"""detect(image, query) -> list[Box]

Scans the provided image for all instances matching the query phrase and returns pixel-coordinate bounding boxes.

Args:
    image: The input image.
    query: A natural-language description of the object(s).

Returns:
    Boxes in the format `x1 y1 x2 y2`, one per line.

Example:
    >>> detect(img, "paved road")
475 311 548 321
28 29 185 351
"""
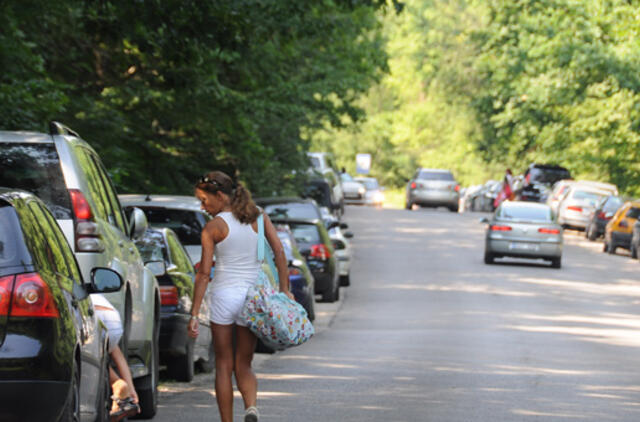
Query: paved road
155 205 640 421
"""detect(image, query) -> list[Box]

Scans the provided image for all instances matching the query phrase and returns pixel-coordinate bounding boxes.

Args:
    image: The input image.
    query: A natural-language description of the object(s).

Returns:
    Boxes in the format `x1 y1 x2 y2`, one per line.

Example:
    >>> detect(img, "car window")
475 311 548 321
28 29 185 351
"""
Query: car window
166 231 194 272
571 190 605 205
417 171 454 181
26 201 68 276
340 173 354 182
357 179 379 189
309 156 321 170
626 207 640 220
37 202 83 283
289 224 321 245
499 205 552 222
604 197 623 212
134 230 167 264
0 204 33 272
75 147 109 221
134 207 207 246
93 157 127 233
265 203 321 220
529 167 571 185
0 143 73 219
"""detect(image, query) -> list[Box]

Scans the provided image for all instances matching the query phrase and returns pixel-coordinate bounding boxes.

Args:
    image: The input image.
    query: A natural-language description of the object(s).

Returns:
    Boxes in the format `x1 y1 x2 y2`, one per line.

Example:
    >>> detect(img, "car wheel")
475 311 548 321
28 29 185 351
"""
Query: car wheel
484 251 494 265
405 200 413 210
60 361 80 422
334 284 340 301
339 273 350 287
322 282 336 303
632 243 638 259
449 205 459 213
167 338 195 382
608 241 617 255
603 241 609 253
587 224 598 241
196 340 215 374
134 310 159 419
305 296 316 322
550 257 562 269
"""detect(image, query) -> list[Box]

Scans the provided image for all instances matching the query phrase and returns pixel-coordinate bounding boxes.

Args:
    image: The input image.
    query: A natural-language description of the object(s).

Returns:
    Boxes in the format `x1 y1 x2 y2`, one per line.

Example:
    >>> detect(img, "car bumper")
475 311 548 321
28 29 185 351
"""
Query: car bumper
560 212 590 229
486 238 562 258
410 190 459 207
0 380 69 421
159 312 190 357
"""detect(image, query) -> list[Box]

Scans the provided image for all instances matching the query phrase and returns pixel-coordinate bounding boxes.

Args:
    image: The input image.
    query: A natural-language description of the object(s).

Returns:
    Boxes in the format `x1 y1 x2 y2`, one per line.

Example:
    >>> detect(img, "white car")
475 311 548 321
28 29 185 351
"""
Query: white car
354 176 385 206
319 207 353 286
340 173 366 204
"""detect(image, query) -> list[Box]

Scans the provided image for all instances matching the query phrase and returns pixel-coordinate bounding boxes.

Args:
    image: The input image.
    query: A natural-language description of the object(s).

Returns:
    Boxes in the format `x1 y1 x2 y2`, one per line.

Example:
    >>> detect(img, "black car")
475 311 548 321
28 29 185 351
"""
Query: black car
271 218 339 303
585 195 624 241
257 197 344 233
520 164 571 203
133 228 214 382
0 189 123 421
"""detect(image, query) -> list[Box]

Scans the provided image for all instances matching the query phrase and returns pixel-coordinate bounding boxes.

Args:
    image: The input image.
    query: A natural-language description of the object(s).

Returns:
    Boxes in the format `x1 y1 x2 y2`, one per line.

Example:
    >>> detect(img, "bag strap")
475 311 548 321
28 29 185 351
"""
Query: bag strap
257 213 265 263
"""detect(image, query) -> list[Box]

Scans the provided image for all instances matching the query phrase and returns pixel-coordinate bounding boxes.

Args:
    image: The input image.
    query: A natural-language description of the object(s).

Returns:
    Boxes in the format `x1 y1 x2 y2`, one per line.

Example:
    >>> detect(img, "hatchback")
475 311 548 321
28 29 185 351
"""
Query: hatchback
0 189 123 422
0 123 160 417
556 184 612 230
405 168 460 212
604 201 640 254
585 195 624 241
483 201 563 268
133 228 214 382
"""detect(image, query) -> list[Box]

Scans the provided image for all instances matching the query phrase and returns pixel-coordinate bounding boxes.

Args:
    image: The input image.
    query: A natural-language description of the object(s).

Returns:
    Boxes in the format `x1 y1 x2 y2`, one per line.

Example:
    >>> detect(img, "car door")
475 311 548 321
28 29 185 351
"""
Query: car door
28 200 102 418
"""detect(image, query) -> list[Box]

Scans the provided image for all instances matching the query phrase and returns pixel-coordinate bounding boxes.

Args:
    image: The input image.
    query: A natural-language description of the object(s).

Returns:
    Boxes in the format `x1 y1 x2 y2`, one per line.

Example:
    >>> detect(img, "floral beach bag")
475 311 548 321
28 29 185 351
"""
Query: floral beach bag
241 214 314 351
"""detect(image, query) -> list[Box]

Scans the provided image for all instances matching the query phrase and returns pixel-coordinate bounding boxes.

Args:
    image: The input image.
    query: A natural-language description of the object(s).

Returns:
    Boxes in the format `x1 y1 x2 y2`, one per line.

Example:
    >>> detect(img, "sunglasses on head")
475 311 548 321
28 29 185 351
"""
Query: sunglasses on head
199 176 220 187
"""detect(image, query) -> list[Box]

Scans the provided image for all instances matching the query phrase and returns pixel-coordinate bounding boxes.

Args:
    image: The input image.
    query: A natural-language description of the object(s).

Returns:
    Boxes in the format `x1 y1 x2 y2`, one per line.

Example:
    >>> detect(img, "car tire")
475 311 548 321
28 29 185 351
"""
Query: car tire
334 284 340 301
632 243 638 259
587 224 598 241
449 205 459 213
339 273 350 287
322 282 336 303
196 340 215 374
305 296 316 322
550 257 562 269
60 361 80 422
603 241 609 253
405 200 413 210
608 241 617 255
133 311 159 419
484 251 494 265
167 338 195 382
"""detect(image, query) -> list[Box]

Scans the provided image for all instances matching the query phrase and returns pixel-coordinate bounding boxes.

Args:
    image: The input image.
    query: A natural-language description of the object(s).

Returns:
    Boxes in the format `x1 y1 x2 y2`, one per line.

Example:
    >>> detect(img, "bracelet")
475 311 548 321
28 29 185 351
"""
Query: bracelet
189 315 198 322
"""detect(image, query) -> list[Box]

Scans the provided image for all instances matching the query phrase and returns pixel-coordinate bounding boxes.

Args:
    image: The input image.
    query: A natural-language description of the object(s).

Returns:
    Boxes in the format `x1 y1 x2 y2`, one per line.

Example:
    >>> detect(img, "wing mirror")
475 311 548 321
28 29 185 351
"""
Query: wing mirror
129 207 148 239
479 217 490 224
145 260 166 277
340 222 349 229
88 268 123 293
344 231 354 239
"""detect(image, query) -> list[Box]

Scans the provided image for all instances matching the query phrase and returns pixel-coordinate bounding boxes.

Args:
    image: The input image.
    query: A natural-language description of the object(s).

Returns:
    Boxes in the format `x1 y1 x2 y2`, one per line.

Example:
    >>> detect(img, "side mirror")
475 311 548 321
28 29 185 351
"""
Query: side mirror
166 263 179 273
340 222 349 229
145 260 166 277
479 217 489 224
328 221 340 230
129 207 148 239
344 231 354 239
89 268 123 293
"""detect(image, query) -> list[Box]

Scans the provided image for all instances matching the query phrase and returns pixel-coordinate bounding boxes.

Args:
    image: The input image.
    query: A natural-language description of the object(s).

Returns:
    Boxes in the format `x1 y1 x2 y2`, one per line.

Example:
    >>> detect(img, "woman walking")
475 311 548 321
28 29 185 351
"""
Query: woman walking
188 171 292 422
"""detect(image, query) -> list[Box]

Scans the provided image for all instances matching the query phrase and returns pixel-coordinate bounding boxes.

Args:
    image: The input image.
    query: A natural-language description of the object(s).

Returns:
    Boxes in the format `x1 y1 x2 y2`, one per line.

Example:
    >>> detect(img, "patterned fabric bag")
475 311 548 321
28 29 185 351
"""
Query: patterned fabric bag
241 214 314 350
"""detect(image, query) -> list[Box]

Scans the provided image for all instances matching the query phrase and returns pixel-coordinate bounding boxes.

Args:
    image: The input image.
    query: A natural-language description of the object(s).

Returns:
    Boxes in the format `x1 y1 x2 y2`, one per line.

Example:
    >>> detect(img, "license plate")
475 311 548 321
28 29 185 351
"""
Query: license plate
509 242 539 251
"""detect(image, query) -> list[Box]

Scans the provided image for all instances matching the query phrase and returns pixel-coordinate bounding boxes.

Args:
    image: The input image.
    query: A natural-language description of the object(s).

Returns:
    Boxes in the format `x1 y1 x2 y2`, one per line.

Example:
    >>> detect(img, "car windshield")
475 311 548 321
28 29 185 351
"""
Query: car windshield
309 156 321 170
357 179 379 190
499 205 552 222
340 173 354 182
529 167 571 185
603 197 623 212
264 203 320 220
133 207 207 246
626 207 640 219
288 224 321 246
572 190 605 205
0 143 72 219
417 171 454 181
0 205 33 272
134 230 167 264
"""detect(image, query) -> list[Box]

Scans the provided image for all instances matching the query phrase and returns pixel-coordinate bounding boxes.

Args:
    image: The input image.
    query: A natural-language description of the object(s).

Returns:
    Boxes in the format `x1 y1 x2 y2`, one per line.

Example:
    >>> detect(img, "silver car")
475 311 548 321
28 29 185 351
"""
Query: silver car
556 183 616 230
483 201 563 268
406 168 460 212
354 176 385 206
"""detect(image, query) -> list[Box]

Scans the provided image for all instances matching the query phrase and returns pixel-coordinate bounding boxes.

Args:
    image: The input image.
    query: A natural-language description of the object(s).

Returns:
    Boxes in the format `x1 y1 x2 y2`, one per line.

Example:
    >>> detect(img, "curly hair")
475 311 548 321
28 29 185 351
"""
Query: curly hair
194 171 261 224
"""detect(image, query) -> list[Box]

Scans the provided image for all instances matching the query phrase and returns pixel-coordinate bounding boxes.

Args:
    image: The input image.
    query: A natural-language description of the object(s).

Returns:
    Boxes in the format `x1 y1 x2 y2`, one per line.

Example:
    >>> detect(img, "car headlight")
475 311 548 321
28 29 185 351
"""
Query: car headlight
358 187 365 194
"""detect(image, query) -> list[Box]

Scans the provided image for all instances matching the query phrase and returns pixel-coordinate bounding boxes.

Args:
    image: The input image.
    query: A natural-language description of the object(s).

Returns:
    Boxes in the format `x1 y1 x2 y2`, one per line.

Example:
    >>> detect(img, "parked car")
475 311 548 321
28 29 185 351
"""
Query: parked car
556 184 613 230
307 152 344 216
470 181 501 212
585 195 624 241
631 220 640 259
271 217 340 302
304 172 343 218
519 164 571 203
275 225 316 321
340 173 366 205
354 176 385 206
0 188 124 421
547 179 575 215
405 168 460 212
118 194 211 266
318 207 354 286
482 201 563 268
133 228 214 382
256 197 323 221
0 123 161 417
603 201 640 254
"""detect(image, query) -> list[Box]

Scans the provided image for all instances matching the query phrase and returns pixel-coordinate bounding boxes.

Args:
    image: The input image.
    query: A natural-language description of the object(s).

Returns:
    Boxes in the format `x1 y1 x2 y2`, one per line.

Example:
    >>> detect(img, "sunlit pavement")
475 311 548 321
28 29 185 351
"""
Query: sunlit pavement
155 206 640 421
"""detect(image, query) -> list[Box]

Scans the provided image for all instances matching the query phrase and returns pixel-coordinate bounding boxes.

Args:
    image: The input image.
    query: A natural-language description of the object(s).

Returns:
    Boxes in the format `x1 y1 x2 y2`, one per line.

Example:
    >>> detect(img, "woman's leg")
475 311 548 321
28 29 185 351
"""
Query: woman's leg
234 325 258 409
211 323 235 422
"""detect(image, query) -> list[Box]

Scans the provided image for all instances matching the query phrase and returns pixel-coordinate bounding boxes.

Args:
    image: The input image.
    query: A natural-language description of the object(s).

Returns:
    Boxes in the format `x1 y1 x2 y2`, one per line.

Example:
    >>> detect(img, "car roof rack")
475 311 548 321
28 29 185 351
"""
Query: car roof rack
49 121 80 138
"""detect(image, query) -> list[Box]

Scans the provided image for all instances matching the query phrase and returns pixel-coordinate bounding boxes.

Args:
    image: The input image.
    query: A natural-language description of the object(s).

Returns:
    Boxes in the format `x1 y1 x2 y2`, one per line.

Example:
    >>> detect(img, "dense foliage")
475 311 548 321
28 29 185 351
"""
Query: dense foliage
312 0 640 196
0 0 392 195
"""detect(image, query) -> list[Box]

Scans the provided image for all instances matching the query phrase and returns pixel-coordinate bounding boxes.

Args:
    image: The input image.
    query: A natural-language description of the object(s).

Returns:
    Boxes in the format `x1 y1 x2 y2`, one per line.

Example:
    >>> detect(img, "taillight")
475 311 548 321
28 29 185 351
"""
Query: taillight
490 225 512 231
160 286 178 306
289 267 301 276
0 275 14 316
567 205 583 212
454 185 460 192
69 189 104 253
10 273 59 318
310 244 331 260
538 228 560 234
410 182 417 189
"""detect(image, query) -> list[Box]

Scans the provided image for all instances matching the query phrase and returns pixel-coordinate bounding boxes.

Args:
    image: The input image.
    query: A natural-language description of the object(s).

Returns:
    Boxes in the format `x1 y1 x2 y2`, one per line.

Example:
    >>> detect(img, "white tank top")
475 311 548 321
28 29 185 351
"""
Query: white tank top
211 211 260 291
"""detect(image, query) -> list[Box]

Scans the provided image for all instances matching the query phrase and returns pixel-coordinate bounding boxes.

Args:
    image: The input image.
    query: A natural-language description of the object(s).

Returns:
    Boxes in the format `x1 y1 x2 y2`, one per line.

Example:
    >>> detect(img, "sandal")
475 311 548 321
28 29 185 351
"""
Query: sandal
244 406 259 422
110 397 140 422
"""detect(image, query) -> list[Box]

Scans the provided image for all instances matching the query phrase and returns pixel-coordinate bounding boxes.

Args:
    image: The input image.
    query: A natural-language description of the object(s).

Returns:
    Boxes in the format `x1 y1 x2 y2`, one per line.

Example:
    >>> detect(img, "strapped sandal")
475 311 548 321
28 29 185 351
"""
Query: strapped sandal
110 396 140 422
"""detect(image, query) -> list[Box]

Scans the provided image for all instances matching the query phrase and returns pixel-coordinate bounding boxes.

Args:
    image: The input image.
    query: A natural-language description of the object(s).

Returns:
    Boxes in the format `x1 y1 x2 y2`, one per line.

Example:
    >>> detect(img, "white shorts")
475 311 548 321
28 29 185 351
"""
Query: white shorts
207 286 250 326
91 294 123 353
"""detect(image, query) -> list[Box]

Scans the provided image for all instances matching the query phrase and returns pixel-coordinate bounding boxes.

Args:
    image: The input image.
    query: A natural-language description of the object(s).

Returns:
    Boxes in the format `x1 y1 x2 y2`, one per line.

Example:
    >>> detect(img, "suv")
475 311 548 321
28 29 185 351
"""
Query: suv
405 168 460 212
520 164 571 203
0 122 161 417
